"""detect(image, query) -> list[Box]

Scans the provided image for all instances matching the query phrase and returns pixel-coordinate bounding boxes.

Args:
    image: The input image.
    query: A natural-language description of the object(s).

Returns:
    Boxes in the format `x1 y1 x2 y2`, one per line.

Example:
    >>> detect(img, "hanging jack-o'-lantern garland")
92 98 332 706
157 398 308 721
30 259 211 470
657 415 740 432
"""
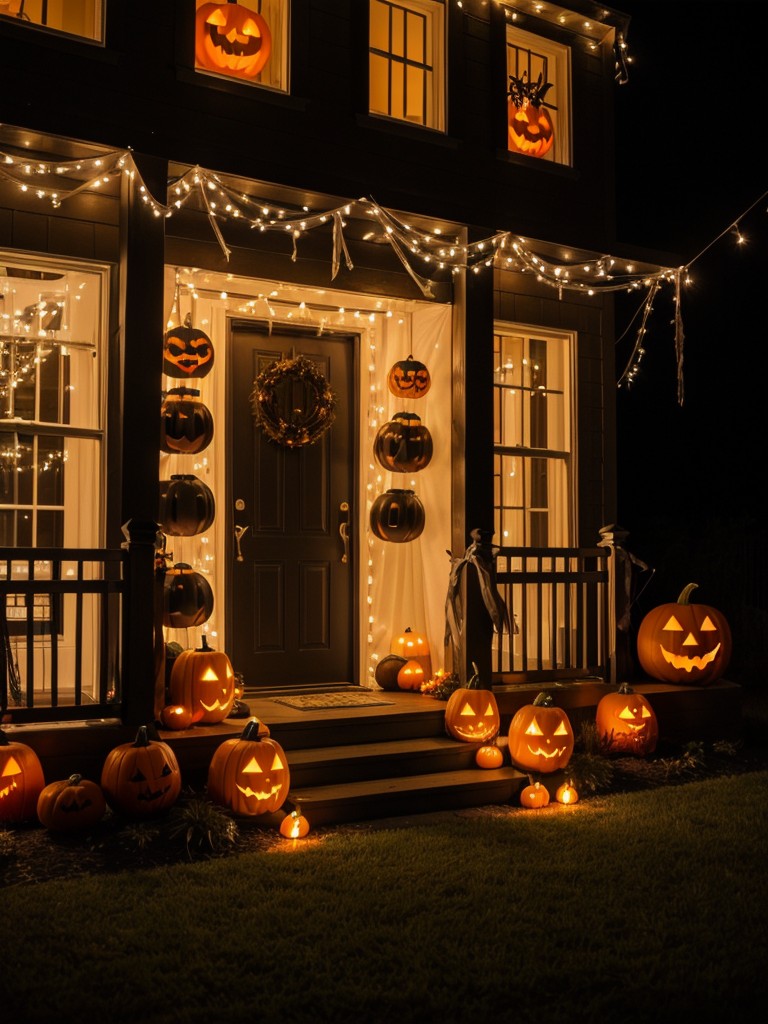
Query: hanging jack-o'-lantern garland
507 72 556 159
251 354 336 447
387 354 431 399
163 313 215 379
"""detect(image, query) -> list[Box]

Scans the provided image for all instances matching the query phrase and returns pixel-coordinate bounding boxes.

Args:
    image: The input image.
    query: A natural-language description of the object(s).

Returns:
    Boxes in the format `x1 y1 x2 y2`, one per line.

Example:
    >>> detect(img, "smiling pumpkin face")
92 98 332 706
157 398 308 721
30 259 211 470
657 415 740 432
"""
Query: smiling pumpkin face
195 1 272 79
596 683 658 756
507 693 574 773
100 727 182 818
207 720 290 816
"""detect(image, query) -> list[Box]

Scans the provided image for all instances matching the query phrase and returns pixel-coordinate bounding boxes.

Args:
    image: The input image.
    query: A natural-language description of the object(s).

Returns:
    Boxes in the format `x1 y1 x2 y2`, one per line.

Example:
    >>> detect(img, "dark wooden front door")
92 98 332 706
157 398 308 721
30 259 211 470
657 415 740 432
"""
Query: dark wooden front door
227 322 357 689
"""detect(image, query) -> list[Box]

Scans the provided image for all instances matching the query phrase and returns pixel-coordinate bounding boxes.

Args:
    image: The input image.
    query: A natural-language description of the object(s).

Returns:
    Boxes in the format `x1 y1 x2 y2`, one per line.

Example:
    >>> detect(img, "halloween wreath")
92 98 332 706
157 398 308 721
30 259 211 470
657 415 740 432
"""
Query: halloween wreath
250 354 336 447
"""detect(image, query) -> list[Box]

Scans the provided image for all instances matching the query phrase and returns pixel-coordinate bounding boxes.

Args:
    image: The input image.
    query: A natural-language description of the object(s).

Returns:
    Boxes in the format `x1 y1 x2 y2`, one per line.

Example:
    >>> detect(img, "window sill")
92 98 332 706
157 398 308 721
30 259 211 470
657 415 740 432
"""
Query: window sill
356 114 459 149
496 148 578 179
176 67 306 111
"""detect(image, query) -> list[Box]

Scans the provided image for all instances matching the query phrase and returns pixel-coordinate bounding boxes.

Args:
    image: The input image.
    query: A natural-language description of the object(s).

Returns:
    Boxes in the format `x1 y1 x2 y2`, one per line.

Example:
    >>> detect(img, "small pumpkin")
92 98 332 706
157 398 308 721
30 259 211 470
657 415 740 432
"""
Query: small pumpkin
391 626 432 679
374 412 433 473
595 682 658 756
476 743 504 769
195 1 272 79
507 692 574 773
279 805 310 839
160 704 196 731
387 354 431 398
37 774 107 831
161 387 214 455
159 474 216 537
555 780 579 805
374 654 408 691
397 659 425 691
168 636 236 724
444 662 501 743
162 315 215 379
100 725 182 818
520 781 550 808
369 488 425 543
636 583 732 686
0 729 46 823
162 562 215 629
207 719 290 817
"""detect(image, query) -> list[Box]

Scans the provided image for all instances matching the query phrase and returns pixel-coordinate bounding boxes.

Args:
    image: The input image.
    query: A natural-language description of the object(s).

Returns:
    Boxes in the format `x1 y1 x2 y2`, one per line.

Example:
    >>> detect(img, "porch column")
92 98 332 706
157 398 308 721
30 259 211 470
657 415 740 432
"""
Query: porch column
121 518 162 727
599 523 646 684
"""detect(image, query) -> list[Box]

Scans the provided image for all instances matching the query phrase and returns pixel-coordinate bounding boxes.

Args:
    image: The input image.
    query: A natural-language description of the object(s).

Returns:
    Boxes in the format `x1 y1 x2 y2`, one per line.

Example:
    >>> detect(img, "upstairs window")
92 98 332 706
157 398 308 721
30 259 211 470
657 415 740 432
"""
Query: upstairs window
0 0 104 41
194 0 288 92
369 0 445 131
506 24 571 165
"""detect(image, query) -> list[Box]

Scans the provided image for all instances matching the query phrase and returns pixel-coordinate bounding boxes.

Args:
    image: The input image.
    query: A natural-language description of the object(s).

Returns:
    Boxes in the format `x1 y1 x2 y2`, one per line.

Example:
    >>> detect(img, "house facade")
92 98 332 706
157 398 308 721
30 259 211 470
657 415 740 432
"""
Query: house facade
0 0 665 723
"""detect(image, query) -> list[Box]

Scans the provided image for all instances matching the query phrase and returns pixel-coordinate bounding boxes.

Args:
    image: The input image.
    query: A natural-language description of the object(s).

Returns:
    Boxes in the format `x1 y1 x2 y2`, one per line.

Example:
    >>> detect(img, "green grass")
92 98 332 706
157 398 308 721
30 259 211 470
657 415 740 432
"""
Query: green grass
3 770 767 1024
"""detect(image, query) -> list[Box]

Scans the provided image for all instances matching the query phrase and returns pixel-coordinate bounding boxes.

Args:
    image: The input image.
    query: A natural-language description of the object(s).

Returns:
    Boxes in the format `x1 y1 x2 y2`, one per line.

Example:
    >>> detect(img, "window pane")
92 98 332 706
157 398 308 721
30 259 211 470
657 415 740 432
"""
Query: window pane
0 0 104 41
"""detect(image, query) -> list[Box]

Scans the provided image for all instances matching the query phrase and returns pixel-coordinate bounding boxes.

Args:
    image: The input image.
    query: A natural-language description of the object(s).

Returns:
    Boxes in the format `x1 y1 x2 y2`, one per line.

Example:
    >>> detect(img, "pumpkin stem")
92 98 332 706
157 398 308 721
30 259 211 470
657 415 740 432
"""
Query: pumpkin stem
677 583 699 605
241 718 264 741
617 681 634 695
532 691 553 707
468 661 481 688
67 773 83 786
199 635 213 652
132 725 152 748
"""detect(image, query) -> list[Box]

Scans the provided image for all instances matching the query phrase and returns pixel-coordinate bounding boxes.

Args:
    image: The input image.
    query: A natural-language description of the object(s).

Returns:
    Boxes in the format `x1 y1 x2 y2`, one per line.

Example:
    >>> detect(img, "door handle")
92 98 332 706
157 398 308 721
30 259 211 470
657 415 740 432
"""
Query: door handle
234 524 249 562
338 501 350 564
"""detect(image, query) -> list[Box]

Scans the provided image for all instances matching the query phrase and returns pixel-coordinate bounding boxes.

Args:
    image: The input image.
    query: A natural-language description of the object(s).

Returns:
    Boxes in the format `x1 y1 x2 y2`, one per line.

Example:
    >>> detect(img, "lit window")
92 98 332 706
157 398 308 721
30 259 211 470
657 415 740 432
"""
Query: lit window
194 0 288 92
506 24 571 165
369 0 445 130
0 0 104 41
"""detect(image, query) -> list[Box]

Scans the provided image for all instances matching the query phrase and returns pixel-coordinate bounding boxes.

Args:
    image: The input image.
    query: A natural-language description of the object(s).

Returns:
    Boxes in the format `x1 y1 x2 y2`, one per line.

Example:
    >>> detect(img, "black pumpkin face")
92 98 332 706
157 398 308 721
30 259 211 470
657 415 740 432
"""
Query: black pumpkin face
162 562 215 629
161 388 214 454
163 324 215 379
374 412 433 473
159 475 216 537
369 489 425 543
387 355 431 398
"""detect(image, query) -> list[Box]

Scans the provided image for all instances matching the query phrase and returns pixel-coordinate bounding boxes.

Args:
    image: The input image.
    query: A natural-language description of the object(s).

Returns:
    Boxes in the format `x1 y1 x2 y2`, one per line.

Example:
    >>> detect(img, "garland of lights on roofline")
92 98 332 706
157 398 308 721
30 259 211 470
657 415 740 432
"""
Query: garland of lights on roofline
0 144 765 406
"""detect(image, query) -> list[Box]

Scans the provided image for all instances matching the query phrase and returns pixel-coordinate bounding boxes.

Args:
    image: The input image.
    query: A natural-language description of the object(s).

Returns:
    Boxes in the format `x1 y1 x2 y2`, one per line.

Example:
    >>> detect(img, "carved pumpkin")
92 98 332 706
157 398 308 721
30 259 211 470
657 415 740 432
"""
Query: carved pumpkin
100 725 182 817
163 317 215 379
476 743 504 769
160 704 196 731
444 664 501 743
161 387 214 455
207 719 290 817
391 626 432 679
595 682 658 756
520 781 550 808
374 412 433 473
397 659 425 691
37 773 107 831
374 653 408 691
555 780 579 805
387 354 431 398
159 474 216 538
279 805 310 839
636 583 732 686
369 489 425 543
168 636 236 724
508 97 555 157
507 692 574 773
195 1 272 80
162 562 215 629
0 729 45 822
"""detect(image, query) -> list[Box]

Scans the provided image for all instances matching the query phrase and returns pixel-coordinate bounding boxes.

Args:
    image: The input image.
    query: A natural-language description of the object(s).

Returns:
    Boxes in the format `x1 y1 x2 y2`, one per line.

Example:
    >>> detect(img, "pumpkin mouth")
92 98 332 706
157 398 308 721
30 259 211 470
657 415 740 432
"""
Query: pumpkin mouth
526 745 568 760
0 779 19 799
137 785 173 803
236 783 283 800
206 26 265 59
659 642 721 673
200 697 231 712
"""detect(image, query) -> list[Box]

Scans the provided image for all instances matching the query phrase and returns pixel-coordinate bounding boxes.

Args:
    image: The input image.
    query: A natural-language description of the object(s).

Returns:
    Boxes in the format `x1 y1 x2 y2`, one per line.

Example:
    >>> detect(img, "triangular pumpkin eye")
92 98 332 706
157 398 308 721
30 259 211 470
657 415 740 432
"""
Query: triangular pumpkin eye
524 716 543 736
206 8 227 27
2 755 22 777
554 720 569 736
270 753 285 771
460 701 477 717
618 705 635 721
641 706 652 718
484 702 496 716
700 615 718 631
243 756 263 774
662 615 683 631
241 17 260 37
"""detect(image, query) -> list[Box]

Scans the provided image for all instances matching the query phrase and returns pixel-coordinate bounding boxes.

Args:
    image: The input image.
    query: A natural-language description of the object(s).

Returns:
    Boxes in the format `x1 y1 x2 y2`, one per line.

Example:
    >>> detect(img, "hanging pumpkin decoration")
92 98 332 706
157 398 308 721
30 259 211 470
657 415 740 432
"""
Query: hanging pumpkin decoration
279 804 310 839
0 729 45 823
369 488 425 543
507 71 556 158
391 626 432 679
374 653 408 691
595 682 658 756
207 719 290 817
100 725 182 817
374 412 433 473
507 692 574 773
163 314 215 379
251 354 336 448
160 704 196 731
520 781 550 809
387 354 431 398
444 662 501 743
36 773 107 831
161 387 214 455
162 562 214 629
636 583 732 686
168 636 236 724
195 1 272 80
475 742 504 769
159 474 216 537
555 780 579 805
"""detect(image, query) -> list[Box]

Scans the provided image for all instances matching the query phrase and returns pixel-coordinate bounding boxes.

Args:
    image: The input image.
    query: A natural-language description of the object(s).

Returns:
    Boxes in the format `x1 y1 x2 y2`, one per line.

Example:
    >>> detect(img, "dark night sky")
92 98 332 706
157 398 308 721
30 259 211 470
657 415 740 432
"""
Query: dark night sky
609 1 767 606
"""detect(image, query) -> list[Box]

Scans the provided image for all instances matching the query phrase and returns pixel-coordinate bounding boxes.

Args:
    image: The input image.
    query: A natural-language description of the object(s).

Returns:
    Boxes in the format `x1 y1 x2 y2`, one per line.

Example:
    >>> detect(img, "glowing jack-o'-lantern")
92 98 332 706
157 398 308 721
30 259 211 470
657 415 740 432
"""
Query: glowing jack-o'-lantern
279 804 310 839
168 636 236 724
100 726 182 818
387 354 431 398
507 692 574 773
507 72 556 159
595 682 658 756
207 719 290 817
391 626 432 679
520 781 550 808
195 1 272 80
37 773 107 831
163 316 215 379
444 663 501 743
397 659 425 691
0 729 45 822
555 780 579 805
637 583 732 686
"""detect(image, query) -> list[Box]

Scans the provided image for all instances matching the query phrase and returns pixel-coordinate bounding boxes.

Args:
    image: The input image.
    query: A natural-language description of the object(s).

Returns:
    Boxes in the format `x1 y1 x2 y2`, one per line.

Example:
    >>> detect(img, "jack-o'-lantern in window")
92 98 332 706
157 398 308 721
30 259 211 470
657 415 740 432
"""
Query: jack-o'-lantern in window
100 726 182 817
0 729 45 822
169 636 236 724
507 72 556 159
596 682 658 756
161 387 214 455
444 663 501 743
163 315 215 379
37 773 107 831
637 583 732 686
387 354 431 398
207 719 290 816
195 1 272 80
507 692 573 773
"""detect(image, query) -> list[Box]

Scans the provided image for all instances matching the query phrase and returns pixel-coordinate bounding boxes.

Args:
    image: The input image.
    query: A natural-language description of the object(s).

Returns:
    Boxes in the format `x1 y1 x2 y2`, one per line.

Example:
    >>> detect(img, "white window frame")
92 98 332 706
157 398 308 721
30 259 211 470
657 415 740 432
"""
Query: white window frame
0 0 105 42
194 0 290 93
506 23 571 166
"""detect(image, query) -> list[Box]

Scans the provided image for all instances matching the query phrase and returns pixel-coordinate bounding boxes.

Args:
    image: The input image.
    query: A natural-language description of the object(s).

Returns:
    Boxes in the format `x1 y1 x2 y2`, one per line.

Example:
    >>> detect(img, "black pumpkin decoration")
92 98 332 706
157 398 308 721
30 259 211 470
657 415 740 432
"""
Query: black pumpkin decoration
162 562 214 629
374 412 433 473
369 489 425 543
375 654 408 691
163 315 215 379
159 475 216 537
387 354 431 399
161 387 214 455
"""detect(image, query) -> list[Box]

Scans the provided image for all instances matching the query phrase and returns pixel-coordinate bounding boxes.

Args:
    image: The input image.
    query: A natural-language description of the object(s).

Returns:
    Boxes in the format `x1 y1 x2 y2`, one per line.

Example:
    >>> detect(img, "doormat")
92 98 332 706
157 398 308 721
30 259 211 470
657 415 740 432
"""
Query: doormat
271 691 396 711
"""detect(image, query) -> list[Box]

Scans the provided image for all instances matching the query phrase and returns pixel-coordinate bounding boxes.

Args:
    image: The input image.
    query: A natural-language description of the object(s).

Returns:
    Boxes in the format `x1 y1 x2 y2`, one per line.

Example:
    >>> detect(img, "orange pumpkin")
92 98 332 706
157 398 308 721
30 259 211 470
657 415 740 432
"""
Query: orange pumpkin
444 663 501 743
160 704 196 731
520 781 550 808
387 354 431 398
555 780 579 805
0 729 45 823
374 654 408 692
37 773 106 831
169 636 236 724
397 659 425 691
475 743 504 769
595 682 658 756
636 583 732 686
100 726 182 818
507 692 573 773
507 72 556 159
207 719 290 817
391 626 432 679
195 1 272 79
279 805 310 839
